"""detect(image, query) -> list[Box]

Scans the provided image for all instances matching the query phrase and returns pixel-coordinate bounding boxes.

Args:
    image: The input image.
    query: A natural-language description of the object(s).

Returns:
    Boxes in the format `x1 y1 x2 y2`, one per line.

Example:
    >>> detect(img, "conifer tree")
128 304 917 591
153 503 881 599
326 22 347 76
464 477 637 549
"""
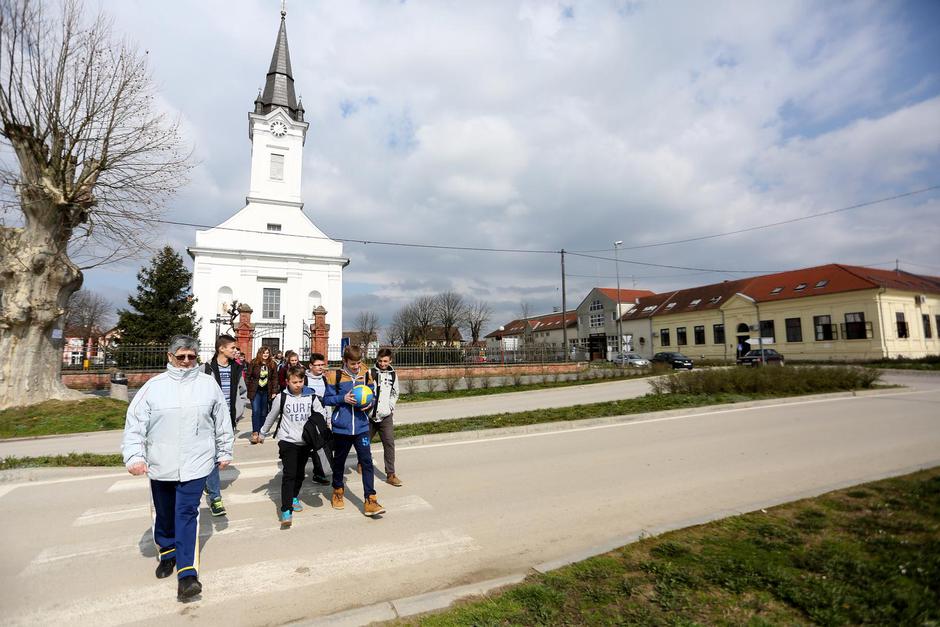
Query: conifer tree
117 247 200 345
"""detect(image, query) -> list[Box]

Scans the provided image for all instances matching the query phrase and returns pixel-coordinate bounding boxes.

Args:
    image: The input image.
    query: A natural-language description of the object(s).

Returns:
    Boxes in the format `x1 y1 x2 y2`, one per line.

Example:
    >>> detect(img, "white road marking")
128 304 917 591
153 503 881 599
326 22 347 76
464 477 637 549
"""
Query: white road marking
9 529 477 626
23 495 433 576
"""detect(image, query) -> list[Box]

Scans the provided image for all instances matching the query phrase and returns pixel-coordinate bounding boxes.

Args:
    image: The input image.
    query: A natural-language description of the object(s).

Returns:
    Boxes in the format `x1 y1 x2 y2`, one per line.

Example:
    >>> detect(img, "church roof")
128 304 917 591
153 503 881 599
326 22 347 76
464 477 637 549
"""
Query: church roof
256 10 304 121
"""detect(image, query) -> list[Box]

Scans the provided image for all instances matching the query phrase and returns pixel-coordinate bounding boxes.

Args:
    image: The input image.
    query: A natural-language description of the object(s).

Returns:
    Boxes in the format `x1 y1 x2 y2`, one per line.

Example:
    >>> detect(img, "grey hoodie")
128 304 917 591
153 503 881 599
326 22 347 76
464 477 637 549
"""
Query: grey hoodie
260 387 324 445
122 363 234 481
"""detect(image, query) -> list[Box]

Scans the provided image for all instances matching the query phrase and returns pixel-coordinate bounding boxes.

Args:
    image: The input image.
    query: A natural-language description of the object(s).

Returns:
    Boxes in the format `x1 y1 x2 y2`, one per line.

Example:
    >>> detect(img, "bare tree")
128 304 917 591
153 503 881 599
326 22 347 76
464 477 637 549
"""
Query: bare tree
519 301 533 342
354 310 379 345
0 1 190 407
433 290 465 346
64 288 112 335
386 303 417 346
410 295 436 344
464 299 491 344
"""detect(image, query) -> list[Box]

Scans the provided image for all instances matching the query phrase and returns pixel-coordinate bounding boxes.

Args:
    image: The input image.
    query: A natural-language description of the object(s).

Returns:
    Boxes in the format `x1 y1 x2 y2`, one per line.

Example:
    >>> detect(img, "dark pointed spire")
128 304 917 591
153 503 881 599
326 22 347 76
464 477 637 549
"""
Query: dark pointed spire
257 6 303 121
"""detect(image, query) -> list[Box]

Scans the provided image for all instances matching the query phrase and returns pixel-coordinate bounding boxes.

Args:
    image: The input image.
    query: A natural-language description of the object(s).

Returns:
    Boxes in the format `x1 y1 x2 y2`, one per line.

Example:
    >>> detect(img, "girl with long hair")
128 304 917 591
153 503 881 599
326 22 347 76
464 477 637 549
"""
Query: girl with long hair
247 346 278 443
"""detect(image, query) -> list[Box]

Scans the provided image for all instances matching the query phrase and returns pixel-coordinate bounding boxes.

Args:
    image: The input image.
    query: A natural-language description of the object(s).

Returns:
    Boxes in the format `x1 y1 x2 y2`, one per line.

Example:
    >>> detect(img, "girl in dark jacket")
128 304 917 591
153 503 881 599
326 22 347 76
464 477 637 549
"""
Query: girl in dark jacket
247 346 278 443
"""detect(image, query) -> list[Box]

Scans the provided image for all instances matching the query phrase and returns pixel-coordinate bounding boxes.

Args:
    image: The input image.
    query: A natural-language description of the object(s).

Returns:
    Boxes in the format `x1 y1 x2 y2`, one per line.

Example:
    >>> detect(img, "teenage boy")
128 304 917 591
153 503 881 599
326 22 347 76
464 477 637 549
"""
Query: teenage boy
259 365 324 529
202 334 248 516
277 350 300 392
323 346 385 516
369 348 402 487
301 352 331 485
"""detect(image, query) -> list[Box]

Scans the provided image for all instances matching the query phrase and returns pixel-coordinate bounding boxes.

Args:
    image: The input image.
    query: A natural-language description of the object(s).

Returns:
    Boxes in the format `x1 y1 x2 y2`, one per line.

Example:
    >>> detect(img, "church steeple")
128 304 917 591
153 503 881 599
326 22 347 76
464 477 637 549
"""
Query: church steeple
256 4 303 122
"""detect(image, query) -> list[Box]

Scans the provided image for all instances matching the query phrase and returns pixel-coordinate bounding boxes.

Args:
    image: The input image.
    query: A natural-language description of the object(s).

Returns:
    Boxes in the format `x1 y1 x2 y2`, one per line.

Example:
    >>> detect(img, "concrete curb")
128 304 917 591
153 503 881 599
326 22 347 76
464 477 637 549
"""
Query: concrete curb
876 368 940 377
392 387 899 448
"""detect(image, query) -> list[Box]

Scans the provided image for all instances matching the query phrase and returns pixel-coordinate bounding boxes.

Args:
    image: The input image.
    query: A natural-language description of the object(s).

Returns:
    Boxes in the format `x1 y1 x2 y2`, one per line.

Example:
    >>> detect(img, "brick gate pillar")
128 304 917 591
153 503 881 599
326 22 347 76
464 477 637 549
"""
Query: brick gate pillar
311 305 330 358
236 303 254 358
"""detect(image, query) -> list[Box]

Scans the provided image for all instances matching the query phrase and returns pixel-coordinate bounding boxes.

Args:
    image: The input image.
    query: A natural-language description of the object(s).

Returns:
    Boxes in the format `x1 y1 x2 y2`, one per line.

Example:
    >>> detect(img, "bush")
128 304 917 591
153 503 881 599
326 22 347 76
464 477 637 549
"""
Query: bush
512 373 525 386
648 365 881 396
398 378 412 395
443 376 461 392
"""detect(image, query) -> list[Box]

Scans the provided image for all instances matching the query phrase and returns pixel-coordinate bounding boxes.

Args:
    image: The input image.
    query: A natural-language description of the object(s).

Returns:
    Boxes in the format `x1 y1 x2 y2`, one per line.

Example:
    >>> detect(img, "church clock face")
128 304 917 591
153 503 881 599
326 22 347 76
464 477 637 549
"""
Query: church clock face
270 120 288 137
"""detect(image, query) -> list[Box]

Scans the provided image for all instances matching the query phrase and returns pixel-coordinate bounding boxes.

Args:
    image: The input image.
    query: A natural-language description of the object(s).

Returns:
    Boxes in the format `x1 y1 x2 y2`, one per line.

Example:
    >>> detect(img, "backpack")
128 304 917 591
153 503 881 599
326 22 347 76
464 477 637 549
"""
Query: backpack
272 393 333 452
331 368 373 396
369 367 396 420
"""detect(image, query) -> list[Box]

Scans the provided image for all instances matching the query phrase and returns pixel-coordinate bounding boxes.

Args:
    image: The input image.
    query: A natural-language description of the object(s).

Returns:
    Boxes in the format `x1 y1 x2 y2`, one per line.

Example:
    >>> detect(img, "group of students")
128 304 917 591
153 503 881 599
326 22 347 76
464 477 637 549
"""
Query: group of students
203 334 402 527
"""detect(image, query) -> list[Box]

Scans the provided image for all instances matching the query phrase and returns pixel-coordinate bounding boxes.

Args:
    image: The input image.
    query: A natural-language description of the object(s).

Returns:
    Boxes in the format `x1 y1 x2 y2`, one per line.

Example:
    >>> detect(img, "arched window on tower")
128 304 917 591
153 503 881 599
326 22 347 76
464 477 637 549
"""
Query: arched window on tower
308 290 322 316
217 286 233 314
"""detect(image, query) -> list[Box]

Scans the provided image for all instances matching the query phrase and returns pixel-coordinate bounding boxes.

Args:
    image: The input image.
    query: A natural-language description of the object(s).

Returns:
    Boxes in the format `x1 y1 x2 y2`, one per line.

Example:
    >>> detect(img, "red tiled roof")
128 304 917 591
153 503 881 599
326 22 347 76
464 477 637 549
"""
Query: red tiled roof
485 311 577 338
595 288 655 303
620 279 751 321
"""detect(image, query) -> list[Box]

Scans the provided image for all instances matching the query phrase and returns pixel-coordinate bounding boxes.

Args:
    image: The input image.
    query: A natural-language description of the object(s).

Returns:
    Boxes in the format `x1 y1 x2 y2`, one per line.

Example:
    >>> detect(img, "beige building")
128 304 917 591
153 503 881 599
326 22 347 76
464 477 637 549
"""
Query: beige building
620 264 940 362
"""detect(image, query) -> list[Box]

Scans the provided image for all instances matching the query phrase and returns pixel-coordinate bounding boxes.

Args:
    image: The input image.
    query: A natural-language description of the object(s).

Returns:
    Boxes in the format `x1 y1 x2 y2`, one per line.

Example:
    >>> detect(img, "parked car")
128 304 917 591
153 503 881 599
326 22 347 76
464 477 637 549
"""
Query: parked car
611 352 651 368
651 352 694 370
737 348 785 367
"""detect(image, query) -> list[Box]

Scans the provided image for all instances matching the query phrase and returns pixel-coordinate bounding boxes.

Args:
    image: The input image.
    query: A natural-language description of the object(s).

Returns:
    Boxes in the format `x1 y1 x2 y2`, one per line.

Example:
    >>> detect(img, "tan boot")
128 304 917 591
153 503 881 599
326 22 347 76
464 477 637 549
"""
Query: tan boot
386 474 402 487
331 487 344 510
363 494 385 517
356 463 362 474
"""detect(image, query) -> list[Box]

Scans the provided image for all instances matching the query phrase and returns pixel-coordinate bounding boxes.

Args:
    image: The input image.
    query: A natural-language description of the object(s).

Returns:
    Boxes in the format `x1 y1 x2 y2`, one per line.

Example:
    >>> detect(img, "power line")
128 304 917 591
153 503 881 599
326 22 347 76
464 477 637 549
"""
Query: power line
566 250 777 274
98 212 559 255
572 185 940 253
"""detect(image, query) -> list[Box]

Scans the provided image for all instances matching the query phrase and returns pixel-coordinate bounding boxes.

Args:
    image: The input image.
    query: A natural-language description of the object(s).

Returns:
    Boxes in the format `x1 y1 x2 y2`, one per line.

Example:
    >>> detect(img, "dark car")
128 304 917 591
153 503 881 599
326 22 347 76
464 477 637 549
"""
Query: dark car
651 352 694 370
737 348 785 367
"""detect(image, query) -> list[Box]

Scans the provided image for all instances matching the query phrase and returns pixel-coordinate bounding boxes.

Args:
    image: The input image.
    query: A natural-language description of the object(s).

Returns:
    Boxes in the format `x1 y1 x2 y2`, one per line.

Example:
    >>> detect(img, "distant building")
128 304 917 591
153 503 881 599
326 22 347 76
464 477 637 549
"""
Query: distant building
619 264 940 361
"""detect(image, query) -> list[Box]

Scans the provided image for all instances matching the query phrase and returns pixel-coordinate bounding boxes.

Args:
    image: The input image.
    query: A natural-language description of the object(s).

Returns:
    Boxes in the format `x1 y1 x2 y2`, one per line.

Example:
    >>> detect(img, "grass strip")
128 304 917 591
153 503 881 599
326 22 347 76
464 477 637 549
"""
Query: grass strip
399 371 653 403
394 467 940 626
391 392 774 439
0 452 124 470
0 397 128 439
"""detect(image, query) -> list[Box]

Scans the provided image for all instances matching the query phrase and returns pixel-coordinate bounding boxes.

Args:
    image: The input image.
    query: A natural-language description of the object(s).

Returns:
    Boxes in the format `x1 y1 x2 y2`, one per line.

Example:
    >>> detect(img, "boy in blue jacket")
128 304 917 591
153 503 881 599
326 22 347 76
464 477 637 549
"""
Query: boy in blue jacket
323 345 385 516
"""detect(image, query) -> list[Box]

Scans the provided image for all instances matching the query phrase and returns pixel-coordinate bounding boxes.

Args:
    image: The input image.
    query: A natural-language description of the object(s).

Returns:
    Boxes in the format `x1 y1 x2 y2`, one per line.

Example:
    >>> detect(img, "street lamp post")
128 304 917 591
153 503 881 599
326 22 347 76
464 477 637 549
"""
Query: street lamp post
614 240 624 357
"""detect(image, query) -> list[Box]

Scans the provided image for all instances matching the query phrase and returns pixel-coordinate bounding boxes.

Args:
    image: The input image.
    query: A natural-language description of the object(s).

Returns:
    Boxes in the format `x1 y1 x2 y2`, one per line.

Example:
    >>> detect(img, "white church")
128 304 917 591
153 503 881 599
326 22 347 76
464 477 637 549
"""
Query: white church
189 8 346 358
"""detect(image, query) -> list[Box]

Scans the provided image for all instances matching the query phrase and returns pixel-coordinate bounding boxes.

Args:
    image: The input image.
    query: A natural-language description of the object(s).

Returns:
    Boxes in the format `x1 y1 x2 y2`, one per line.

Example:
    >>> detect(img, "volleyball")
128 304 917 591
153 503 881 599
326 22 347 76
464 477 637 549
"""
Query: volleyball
352 384 374 408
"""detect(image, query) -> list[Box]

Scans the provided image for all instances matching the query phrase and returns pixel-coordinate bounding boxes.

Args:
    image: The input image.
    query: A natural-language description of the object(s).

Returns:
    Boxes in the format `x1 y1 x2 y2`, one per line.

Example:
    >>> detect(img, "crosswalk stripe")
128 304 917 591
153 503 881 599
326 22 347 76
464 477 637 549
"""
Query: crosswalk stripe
9 528 477 626
24 495 433 576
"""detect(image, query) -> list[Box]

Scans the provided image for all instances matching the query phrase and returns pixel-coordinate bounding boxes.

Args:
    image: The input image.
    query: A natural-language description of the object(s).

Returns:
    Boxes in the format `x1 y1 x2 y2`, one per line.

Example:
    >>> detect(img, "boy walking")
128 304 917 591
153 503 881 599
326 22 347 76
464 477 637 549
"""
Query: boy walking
302 352 331 485
202 334 248 516
259 365 324 529
323 346 385 516
369 348 402 486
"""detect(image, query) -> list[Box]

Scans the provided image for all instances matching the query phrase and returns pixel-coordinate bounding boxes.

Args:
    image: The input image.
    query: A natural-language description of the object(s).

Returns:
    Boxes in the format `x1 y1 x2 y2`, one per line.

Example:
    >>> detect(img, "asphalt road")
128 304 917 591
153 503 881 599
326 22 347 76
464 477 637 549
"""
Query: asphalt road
0 373 937 625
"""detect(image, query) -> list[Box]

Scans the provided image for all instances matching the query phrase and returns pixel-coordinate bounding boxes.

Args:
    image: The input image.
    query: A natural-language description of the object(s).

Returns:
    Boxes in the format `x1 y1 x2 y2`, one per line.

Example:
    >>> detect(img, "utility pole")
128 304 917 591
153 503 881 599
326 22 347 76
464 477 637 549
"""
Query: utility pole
561 249 568 361
614 241 624 356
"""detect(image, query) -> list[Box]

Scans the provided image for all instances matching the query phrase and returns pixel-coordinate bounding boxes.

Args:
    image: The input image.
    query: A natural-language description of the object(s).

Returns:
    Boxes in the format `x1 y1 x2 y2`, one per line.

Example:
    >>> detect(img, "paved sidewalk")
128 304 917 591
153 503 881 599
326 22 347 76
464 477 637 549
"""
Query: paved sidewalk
0 377 654 458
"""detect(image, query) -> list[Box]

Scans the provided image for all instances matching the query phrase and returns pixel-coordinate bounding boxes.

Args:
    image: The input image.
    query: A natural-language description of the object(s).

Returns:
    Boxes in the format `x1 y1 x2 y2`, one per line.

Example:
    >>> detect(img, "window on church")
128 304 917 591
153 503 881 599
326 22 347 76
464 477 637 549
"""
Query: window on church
270 154 284 180
266 223 281 232
263 288 280 319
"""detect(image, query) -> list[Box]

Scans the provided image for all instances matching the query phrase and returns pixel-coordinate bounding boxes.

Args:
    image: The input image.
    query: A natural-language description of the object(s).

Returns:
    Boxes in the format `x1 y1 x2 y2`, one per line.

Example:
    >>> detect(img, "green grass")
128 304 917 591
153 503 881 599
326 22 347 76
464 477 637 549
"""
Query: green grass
394 468 940 626
0 453 124 470
399 370 653 403
391 392 773 439
0 397 128 439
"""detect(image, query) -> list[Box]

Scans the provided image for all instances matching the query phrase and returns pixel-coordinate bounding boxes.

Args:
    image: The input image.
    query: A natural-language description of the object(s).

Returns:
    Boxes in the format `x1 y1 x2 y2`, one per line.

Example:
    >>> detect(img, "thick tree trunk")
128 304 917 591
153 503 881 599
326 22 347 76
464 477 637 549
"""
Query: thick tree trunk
0 224 85 409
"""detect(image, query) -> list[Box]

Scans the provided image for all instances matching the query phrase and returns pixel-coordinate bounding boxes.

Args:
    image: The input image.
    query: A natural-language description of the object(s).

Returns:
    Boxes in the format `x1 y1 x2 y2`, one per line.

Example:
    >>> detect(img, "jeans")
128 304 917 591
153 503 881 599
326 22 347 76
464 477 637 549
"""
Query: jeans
204 465 221 501
331 432 374 497
251 392 270 433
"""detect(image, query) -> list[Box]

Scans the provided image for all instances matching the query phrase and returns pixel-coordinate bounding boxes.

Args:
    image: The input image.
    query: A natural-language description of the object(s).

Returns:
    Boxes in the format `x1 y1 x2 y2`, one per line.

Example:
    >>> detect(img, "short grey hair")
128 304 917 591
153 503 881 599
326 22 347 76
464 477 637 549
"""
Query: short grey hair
167 335 199 355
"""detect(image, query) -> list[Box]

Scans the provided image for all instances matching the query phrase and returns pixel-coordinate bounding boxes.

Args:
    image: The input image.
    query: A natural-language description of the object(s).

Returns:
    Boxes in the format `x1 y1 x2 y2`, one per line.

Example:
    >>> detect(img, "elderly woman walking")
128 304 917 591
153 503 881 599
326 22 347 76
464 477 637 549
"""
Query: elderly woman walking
247 346 278 443
121 335 234 601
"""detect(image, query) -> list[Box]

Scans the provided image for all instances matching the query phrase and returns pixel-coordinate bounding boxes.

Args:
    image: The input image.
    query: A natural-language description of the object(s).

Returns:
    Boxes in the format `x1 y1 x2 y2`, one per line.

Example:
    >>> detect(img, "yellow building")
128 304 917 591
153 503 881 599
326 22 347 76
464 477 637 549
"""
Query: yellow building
620 264 940 362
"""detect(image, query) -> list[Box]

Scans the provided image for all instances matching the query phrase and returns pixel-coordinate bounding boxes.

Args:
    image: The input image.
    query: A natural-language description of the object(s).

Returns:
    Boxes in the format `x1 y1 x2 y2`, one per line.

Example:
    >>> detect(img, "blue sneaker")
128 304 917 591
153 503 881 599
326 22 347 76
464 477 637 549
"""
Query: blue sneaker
279 510 292 529
292 497 303 512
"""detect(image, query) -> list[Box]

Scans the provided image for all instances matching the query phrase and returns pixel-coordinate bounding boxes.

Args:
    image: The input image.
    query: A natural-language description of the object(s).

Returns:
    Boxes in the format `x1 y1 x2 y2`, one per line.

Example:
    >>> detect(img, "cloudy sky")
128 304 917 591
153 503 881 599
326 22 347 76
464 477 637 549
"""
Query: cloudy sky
81 0 940 336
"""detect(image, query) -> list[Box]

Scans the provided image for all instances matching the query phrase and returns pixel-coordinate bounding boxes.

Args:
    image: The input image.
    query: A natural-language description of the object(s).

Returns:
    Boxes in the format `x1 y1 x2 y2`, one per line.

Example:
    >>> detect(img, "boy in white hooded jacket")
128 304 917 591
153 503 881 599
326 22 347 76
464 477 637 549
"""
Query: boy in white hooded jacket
369 348 402 486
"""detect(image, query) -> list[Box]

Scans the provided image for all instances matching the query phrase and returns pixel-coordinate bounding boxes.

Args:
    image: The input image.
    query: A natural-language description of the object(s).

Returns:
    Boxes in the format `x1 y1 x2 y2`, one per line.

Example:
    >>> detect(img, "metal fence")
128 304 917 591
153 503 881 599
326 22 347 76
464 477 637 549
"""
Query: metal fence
62 342 573 371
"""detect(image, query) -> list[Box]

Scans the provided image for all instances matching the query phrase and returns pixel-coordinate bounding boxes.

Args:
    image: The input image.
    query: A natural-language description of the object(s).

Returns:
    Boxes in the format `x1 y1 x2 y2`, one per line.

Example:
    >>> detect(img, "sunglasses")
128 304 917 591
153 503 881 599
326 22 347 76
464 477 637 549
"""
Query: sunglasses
172 353 198 362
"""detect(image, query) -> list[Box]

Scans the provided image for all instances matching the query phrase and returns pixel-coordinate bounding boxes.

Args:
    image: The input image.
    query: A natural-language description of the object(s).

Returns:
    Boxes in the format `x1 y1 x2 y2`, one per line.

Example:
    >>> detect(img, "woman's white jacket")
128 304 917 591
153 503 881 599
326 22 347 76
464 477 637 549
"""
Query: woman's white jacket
122 364 235 481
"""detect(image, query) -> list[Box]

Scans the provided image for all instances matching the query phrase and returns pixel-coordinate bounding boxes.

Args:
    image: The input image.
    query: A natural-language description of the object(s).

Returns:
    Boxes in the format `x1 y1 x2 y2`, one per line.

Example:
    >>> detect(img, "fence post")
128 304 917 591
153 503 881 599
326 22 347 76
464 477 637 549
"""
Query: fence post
236 304 254 357
312 306 330 358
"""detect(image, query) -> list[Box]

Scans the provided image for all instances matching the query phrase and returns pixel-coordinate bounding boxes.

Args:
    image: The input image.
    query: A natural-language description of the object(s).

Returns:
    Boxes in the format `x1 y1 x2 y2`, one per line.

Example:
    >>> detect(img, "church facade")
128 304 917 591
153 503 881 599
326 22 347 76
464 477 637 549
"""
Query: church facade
189 9 346 358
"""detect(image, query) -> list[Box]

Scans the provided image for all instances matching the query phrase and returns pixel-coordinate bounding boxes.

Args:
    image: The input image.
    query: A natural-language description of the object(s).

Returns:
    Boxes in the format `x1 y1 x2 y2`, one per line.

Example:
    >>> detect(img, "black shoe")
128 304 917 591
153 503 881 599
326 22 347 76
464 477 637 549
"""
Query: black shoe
311 474 330 485
155 557 176 579
177 576 202 601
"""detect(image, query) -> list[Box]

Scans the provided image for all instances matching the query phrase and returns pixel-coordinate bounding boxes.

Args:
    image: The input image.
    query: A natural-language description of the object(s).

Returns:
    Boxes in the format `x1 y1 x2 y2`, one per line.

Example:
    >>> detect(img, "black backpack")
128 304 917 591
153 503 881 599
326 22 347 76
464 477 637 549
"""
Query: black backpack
273 393 333 453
